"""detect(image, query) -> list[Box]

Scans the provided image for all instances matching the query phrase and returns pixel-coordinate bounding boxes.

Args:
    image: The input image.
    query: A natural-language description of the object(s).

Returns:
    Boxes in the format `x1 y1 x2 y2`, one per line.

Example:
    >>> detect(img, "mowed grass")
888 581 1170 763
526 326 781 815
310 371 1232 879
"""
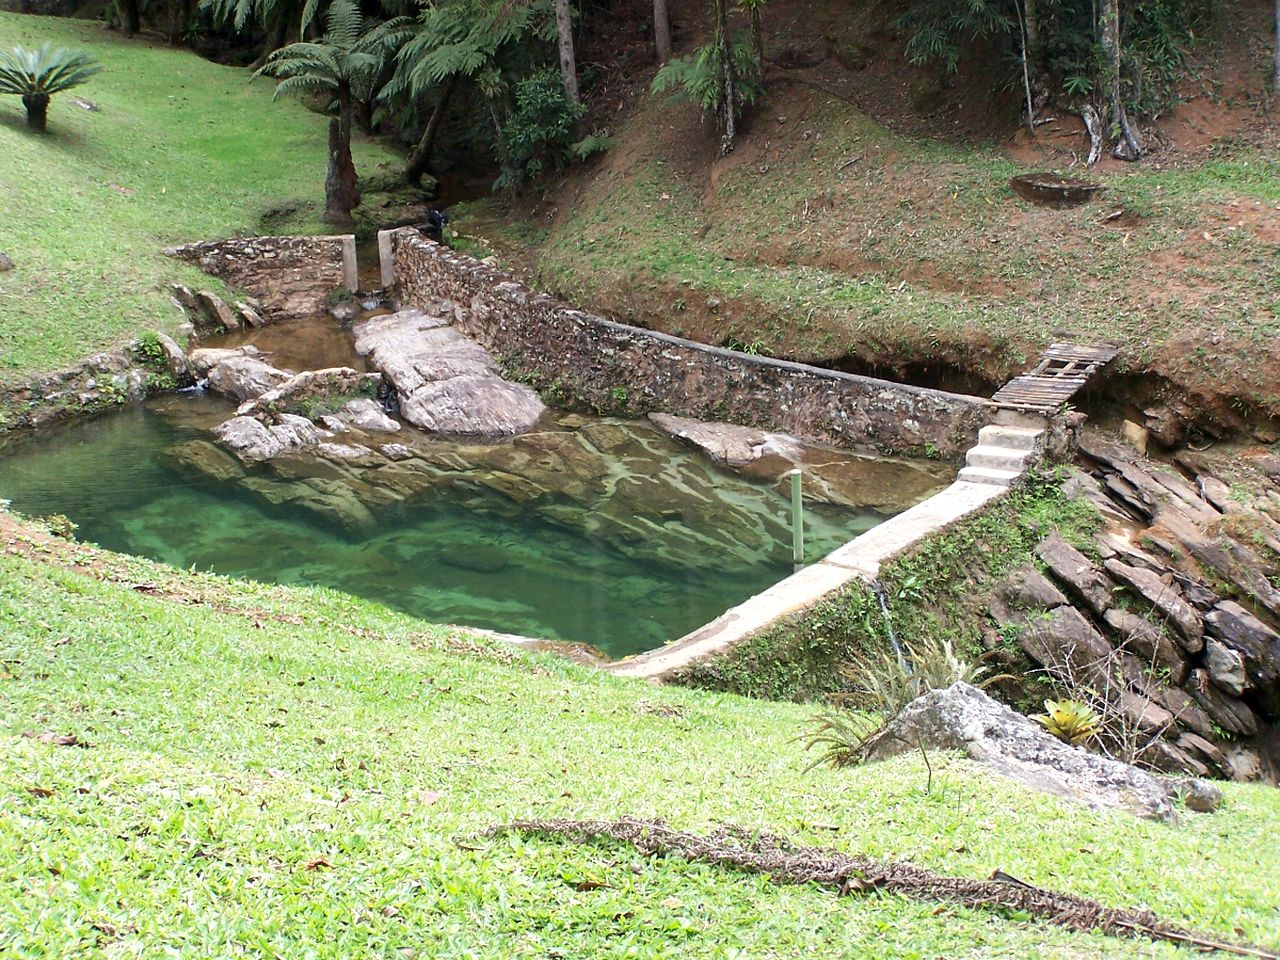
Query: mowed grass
2 525 1279 958
0 13 399 380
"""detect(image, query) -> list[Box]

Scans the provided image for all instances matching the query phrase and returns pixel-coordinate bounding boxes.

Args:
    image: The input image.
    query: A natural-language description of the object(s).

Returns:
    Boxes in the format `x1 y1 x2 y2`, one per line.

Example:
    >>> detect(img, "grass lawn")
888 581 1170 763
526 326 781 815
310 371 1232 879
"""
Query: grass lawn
0 13 400 382
2 516 1278 958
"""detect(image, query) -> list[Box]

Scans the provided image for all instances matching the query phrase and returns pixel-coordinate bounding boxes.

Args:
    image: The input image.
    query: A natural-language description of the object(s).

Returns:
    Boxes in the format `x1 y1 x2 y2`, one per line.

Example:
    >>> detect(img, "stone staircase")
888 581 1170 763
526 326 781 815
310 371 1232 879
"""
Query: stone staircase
957 422 1046 487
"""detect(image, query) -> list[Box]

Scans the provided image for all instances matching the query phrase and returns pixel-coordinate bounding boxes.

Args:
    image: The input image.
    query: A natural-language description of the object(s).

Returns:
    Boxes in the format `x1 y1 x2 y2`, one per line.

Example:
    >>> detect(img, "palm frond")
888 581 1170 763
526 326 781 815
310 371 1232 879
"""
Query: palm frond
0 44 100 96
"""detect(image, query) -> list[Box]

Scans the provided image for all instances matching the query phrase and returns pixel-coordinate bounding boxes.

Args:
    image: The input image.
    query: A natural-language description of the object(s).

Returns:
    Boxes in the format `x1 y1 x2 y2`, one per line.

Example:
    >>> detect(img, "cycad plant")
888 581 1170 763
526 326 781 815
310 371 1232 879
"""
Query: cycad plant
0 43 101 134
255 0 412 223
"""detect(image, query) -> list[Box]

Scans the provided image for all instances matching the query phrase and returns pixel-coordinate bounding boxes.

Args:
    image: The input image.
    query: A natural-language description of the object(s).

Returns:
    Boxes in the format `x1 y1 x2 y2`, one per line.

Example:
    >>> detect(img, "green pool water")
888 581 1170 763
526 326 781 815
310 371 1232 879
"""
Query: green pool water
0 398 898 657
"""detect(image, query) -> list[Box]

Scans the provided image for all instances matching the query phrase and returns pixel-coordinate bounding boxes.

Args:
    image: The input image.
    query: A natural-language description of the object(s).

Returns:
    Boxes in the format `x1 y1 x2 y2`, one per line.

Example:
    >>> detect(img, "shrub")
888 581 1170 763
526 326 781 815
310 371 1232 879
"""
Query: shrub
0 43 101 134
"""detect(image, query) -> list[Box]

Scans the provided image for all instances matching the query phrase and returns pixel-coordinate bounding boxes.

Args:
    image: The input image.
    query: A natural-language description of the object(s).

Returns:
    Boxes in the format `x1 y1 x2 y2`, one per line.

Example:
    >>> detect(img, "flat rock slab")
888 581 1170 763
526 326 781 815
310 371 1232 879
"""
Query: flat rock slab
863 683 1214 821
354 308 545 437
1102 559 1204 652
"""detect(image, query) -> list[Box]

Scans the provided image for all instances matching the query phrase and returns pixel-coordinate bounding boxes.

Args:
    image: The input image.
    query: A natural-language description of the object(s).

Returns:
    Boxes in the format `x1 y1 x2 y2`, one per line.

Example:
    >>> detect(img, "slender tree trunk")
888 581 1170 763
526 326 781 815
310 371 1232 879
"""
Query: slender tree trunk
22 93 49 134
405 74 459 184
251 16 288 69
554 0 579 105
1274 0 1280 93
168 0 194 45
116 0 141 36
749 4 764 67
714 0 738 154
1100 0 1142 160
325 95 361 224
653 0 672 63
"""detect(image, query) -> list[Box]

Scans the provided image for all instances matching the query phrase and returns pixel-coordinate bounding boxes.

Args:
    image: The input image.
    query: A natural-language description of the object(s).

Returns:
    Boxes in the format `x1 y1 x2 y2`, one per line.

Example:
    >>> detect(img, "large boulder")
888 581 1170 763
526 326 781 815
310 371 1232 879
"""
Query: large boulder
861 682 1214 821
215 413 331 462
353 308 545 437
207 356 295 403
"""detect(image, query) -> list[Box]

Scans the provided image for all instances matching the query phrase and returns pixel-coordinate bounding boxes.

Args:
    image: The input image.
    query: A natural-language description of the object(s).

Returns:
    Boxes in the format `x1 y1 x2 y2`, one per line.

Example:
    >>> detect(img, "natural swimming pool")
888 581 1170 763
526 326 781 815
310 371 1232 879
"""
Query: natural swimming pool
0 343 950 658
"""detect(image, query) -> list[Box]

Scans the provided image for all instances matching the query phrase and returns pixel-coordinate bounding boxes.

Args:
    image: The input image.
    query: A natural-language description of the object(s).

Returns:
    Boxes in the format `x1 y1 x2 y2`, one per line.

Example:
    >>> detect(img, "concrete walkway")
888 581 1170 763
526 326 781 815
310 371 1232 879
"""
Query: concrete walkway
605 417 1047 681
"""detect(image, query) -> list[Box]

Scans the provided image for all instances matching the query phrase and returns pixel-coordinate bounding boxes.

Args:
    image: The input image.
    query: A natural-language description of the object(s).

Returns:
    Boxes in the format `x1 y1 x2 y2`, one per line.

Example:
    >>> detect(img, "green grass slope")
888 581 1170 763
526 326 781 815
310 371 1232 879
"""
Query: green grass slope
1 524 1278 958
0 13 398 381
461 85 1280 423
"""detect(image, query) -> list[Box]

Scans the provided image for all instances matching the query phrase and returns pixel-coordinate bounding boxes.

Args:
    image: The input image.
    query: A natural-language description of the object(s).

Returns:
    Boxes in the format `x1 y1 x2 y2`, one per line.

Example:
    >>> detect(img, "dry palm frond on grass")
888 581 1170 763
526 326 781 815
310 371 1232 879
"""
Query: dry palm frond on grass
484 817 1279 959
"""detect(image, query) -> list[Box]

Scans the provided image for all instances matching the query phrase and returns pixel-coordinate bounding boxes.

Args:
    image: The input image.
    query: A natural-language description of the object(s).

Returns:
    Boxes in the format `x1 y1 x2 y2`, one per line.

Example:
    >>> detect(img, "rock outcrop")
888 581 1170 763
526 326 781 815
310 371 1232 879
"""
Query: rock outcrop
353 307 546 437
987 432 1280 784
862 683 1218 821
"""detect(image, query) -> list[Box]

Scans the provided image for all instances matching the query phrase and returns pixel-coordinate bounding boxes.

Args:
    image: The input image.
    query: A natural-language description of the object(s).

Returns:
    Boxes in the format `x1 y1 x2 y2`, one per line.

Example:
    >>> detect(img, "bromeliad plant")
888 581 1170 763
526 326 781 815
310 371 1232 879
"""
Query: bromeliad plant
0 43 101 134
1033 698 1102 746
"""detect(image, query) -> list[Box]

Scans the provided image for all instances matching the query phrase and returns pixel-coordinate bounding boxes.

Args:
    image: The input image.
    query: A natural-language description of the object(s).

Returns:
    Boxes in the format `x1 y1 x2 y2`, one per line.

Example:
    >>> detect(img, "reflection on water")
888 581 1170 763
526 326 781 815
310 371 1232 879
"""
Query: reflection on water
0 398 903 657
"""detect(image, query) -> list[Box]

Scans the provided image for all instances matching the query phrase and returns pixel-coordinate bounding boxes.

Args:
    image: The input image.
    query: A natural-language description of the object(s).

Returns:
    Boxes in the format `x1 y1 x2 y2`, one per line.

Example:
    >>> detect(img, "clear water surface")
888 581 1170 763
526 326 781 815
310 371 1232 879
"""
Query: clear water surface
0 397 902 657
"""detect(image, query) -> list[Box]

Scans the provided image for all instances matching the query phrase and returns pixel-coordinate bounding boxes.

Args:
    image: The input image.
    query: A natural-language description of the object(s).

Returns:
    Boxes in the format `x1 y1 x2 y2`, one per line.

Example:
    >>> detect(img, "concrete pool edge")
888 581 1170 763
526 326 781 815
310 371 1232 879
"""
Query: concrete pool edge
603 418 1048 680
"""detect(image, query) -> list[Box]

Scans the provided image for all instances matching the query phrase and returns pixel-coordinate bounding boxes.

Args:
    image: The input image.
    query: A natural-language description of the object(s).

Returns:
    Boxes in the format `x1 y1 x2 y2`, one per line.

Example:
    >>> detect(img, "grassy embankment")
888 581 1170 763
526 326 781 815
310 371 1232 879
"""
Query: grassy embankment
2 517 1280 958
457 85 1280 421
0 12 400 385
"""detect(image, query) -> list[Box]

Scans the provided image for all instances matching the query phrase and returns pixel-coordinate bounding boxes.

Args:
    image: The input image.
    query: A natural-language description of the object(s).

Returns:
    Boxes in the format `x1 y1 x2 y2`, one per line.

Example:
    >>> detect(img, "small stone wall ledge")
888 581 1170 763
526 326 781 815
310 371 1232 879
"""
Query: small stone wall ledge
385 229 996 459
606 479 1008 680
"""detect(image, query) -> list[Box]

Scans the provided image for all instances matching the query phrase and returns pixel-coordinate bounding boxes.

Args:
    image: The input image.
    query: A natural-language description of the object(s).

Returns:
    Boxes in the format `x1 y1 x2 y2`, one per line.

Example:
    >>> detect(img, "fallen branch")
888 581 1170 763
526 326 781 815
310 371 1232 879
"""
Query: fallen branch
485 817 1278 959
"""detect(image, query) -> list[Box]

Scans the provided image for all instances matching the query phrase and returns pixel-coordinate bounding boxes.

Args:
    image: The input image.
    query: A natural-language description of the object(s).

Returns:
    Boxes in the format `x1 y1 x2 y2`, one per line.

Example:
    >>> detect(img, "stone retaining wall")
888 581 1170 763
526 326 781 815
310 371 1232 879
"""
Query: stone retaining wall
386 230 995 458
168 235 357 320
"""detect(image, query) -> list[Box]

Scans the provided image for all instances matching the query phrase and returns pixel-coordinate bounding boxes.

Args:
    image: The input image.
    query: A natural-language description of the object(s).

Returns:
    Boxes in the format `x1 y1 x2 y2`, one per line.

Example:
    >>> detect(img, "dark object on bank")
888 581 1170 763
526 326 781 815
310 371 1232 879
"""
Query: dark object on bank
1010 173 1103 207
415 208 450 239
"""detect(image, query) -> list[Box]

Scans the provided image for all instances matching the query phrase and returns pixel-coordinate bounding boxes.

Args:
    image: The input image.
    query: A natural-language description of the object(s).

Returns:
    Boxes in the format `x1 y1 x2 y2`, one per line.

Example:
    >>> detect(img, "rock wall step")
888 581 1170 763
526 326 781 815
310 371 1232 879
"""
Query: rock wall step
964 444 1033 472
978 424 1044 452
957 465 1024 486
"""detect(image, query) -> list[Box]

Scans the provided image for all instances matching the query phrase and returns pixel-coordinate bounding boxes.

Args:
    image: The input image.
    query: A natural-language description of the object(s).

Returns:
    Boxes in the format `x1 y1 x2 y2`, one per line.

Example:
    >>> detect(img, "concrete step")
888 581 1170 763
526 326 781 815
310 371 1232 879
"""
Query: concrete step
977 424 1043 453
957 465 1024 487
964 444 1032 472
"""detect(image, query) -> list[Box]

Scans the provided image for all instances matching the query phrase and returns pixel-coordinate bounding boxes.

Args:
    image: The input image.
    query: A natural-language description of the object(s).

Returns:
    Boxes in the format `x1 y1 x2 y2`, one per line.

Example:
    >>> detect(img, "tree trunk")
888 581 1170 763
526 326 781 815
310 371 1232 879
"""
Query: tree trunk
22 93 49 134
749 4 764 67
653 0 672 64
1274 0 1280 94
405 75 459 184
714 0 738 155
168 0 194 45
1100 0 1142 160
554 0 579 105
324 97 361 224
116 0 141 36
251 16 288 70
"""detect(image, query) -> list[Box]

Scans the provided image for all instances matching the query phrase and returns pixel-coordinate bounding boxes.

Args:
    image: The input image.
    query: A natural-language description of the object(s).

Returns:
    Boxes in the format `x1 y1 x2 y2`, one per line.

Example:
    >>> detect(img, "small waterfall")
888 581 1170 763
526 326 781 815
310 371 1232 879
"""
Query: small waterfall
869 578 909 671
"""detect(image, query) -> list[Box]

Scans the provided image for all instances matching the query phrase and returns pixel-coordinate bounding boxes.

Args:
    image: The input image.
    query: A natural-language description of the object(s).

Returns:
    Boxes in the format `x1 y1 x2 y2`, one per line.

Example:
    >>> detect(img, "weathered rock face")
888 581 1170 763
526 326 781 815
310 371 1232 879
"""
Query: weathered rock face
236 367 382 420
988 431 1280 784
206 355 296 403
214 413 331 462
353 307 546 437
167 236 352 321
389 231 994 458
862 683 1217 821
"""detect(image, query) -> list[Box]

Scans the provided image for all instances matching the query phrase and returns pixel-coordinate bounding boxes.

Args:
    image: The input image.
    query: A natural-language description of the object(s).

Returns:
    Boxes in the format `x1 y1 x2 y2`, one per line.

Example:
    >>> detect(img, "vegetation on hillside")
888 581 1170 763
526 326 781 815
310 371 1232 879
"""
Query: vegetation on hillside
2 511 1280 957
0 13 399 382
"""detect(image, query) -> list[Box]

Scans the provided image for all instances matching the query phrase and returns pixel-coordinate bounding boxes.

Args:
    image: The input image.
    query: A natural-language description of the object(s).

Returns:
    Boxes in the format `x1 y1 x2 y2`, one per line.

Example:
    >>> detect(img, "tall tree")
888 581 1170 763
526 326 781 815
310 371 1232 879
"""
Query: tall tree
1100 0 1142 159
383 0 553 183
713 0 737 154
256 0 412 222
116 0 141 35
553 0 578 104
653 0 672 63
1274 0 1280 94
